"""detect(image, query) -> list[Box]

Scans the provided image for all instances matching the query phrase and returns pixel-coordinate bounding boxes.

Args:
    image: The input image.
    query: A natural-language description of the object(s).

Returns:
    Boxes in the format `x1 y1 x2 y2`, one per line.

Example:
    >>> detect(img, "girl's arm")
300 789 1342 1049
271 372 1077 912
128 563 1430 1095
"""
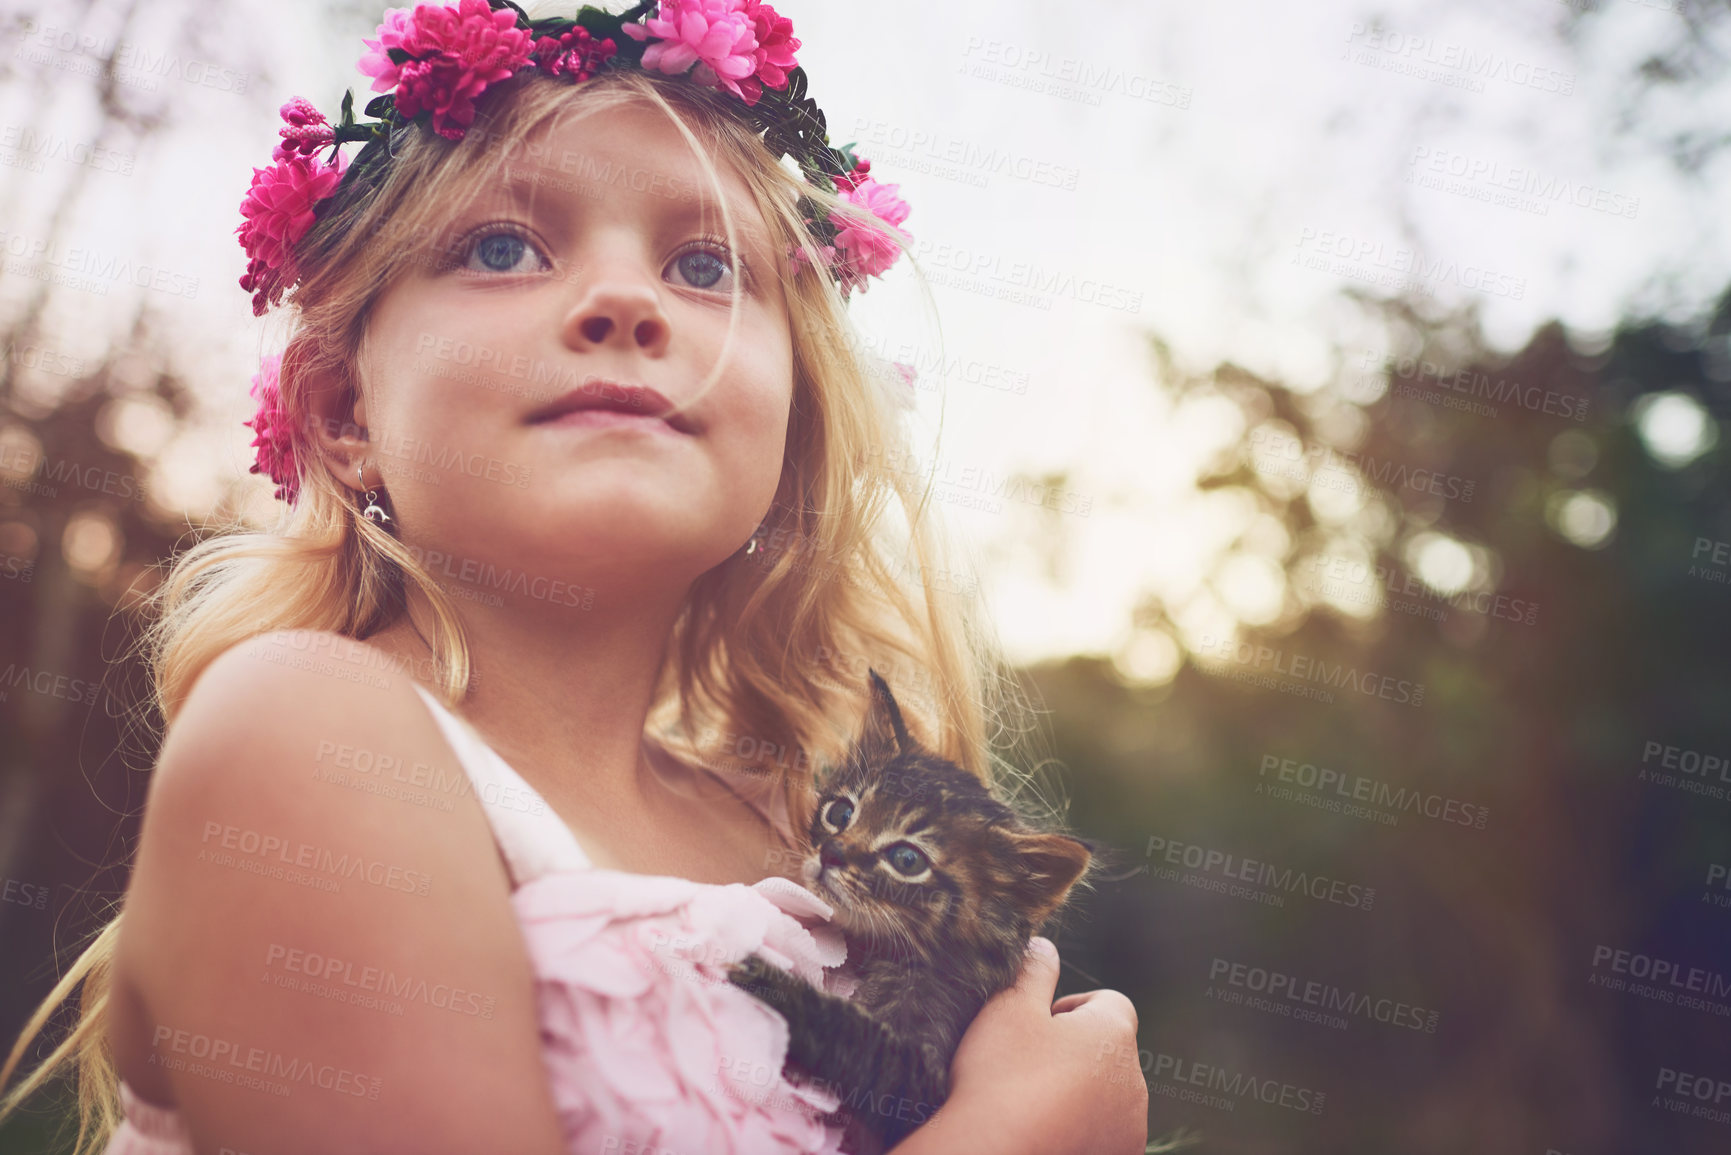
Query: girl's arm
113 631 568 1155
887 938 1149 1155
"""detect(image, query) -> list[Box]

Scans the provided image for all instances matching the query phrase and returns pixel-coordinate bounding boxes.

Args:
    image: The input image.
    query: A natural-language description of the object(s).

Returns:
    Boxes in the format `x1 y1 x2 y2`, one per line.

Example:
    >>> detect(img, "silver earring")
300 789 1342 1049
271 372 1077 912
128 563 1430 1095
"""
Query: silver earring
744 536 760 555
359 464 392 524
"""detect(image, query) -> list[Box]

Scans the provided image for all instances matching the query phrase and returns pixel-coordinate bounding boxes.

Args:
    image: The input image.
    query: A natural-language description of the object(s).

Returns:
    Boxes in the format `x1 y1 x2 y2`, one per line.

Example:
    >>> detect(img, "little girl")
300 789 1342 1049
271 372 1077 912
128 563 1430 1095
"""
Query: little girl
0 2 1147 1152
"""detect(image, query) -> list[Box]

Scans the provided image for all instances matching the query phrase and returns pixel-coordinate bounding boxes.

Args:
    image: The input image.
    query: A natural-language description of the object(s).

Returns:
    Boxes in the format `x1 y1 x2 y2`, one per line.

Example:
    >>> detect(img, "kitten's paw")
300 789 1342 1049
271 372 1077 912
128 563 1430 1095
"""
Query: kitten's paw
725 955 788 1005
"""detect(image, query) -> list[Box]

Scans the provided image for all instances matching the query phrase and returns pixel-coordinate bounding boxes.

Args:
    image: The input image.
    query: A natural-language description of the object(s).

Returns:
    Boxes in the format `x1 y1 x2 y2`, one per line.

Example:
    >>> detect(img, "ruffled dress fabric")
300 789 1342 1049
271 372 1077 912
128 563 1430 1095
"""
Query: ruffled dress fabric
104 683 854 1155
517 871 856 1155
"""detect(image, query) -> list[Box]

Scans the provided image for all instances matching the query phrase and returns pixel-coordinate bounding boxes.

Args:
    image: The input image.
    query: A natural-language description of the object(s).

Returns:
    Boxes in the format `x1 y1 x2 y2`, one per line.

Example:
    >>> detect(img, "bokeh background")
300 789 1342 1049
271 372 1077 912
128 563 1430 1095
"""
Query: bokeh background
4 0 1731 1152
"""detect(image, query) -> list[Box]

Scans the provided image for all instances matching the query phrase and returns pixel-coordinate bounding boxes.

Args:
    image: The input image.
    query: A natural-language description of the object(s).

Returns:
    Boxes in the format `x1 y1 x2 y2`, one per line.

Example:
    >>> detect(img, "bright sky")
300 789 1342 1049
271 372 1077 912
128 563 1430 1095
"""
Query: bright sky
5 0 1729 667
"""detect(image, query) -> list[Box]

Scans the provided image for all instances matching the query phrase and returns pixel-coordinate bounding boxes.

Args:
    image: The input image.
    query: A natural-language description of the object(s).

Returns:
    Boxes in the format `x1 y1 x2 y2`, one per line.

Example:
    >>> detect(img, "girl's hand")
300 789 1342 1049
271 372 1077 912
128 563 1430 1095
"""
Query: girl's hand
889 936 1148 1155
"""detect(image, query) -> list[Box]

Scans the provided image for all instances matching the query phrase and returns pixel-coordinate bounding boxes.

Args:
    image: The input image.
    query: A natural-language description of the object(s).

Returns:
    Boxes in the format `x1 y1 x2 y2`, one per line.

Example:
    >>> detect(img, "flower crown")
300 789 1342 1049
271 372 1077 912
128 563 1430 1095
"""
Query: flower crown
240 0 913 504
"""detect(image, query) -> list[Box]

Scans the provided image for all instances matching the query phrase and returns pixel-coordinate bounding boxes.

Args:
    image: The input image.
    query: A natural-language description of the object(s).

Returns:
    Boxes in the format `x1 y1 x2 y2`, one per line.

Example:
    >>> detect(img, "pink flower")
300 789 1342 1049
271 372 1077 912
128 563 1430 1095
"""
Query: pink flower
244 352 302 503
358 0 534 140
357 7 416 84
621 0 798 107
235 132 349 316
272 97 335 160
530 26 617 81
739 1 798 104
830 156 871 194
827 172 911 292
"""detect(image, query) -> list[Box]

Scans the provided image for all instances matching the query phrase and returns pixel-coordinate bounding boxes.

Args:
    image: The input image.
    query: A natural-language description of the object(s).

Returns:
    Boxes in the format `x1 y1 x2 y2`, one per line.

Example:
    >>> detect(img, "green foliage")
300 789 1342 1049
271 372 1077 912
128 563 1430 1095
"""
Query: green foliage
1035 293 1731 1152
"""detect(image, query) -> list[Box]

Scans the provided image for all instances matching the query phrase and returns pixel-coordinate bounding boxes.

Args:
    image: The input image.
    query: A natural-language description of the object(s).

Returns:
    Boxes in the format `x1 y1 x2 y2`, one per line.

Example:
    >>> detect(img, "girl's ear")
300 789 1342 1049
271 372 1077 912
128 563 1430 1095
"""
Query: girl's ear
294 342 372 494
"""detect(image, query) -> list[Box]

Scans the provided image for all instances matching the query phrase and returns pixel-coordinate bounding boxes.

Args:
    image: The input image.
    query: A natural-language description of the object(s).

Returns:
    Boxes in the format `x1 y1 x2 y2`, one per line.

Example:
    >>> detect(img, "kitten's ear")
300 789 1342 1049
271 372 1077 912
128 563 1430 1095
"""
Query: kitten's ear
1001 829 1093 928
856 668 913 763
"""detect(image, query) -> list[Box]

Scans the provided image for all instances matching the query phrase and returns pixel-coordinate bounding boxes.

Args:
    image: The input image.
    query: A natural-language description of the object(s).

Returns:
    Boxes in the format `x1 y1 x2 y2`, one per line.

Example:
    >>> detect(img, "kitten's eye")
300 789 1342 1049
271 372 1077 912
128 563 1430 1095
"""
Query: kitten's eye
454 225 548 275
665 240 740 292
821 797 855 833
884 843 930 877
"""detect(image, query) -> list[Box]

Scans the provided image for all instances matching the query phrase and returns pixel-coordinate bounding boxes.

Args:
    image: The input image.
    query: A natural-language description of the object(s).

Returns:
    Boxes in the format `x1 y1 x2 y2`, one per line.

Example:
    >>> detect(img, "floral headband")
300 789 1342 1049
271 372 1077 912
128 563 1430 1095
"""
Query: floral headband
240 0 913 504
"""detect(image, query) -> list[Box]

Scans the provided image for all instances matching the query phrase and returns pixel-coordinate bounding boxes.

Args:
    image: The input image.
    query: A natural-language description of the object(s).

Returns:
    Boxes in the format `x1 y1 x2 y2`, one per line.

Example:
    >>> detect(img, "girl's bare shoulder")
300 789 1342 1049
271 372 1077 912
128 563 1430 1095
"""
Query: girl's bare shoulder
109 628 566 1154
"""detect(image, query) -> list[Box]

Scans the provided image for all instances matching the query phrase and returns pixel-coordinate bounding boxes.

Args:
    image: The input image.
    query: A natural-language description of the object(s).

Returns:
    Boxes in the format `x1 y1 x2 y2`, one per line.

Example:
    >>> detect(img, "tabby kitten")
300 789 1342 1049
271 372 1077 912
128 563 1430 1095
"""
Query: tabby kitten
727 668 1093 1152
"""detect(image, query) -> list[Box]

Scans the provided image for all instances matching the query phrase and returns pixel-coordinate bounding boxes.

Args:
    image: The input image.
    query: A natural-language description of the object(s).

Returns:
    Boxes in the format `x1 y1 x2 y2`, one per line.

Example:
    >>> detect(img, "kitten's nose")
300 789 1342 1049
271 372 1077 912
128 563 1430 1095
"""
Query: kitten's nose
820 841 847 870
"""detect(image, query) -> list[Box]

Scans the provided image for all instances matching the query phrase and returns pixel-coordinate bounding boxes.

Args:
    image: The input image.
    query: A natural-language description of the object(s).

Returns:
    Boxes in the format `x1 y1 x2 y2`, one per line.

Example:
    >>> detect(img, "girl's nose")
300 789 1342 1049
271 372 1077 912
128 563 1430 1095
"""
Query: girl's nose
562 269 671 355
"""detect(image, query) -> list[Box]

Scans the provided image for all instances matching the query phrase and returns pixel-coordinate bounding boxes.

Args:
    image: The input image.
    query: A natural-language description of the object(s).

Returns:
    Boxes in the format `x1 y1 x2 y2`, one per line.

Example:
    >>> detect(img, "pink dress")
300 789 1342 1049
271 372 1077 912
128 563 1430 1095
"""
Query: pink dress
104 683 856 1154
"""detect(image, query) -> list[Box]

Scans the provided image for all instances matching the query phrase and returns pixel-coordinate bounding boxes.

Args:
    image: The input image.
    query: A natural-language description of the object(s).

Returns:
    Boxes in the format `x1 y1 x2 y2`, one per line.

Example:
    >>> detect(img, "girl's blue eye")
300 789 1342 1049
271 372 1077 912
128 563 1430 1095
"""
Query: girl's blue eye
461 228 544 275
667 245 738 292
452 227 742 289
885 843 929 876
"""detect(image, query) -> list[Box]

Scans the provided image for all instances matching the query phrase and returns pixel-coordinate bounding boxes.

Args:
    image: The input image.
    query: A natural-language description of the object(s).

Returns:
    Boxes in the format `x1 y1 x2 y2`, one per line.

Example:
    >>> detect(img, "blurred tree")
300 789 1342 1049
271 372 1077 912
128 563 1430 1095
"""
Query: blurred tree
1031 288 1731 1154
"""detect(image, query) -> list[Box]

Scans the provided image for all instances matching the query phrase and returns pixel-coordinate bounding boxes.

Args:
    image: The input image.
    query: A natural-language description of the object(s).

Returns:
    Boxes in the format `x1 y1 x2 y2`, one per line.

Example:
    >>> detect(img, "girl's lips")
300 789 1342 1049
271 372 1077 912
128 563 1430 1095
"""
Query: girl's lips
534 408 685 434
527 380 697 433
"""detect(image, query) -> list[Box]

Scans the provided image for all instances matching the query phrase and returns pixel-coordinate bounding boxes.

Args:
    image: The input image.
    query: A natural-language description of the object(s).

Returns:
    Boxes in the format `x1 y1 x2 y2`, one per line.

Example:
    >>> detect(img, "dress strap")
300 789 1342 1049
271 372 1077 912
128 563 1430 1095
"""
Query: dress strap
114 1080 193 1153
410 683 593 887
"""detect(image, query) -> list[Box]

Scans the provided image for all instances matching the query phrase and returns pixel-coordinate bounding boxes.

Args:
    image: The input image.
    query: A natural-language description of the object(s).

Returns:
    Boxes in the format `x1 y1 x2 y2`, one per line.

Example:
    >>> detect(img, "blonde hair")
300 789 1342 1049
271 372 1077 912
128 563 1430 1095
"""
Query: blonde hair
0 63 1048 1153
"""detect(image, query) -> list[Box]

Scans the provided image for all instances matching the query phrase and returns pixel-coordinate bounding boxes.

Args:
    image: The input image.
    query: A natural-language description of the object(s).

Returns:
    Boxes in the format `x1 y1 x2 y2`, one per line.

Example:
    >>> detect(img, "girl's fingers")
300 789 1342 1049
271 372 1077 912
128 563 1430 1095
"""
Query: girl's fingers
1016 936 1064 1005
1051 987 1140 1033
